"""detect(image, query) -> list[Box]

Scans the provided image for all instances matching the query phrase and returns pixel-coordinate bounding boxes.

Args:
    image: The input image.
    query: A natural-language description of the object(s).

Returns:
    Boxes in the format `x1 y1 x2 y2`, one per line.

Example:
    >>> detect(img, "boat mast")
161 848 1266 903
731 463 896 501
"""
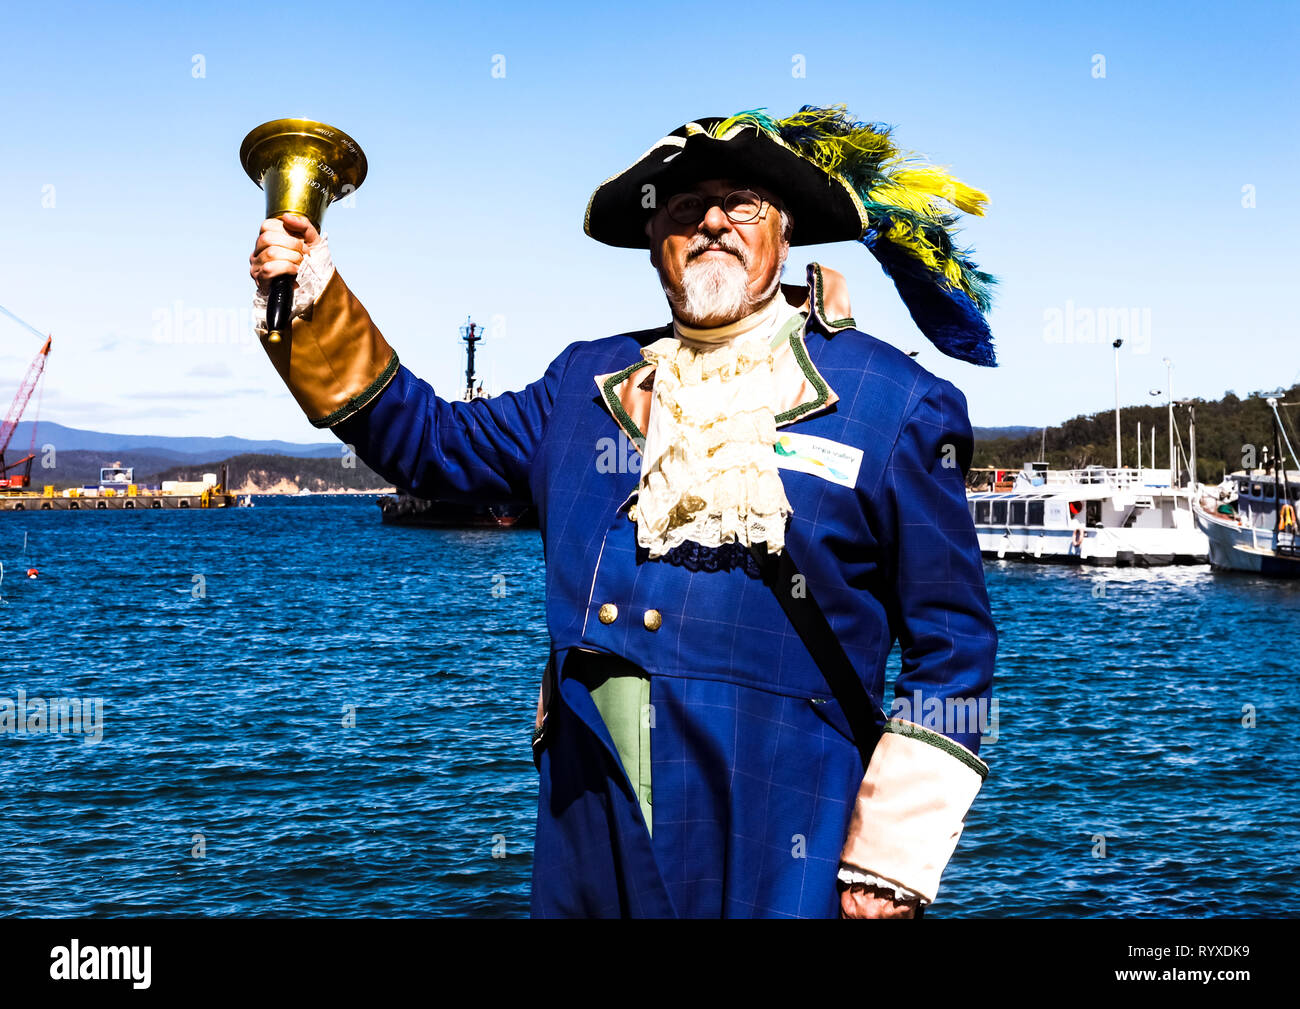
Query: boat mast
1266 396 1299 554
1272 402 1284 542
1164 359 1176 489
460 318 483 402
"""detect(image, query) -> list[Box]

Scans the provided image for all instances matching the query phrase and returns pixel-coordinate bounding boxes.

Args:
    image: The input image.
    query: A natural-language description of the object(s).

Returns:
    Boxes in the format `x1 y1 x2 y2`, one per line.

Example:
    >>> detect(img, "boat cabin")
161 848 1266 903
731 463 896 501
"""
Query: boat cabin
1227 470 1300 530
99 465 134 491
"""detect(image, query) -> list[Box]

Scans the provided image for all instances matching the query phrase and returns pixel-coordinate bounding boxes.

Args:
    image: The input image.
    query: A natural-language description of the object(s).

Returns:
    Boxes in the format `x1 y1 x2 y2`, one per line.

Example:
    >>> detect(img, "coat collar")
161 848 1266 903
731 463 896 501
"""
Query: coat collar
595 262 854 449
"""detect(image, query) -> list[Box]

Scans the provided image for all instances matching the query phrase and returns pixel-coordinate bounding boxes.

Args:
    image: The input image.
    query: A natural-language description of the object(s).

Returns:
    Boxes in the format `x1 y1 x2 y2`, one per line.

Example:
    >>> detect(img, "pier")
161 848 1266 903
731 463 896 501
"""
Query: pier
1 491 237 511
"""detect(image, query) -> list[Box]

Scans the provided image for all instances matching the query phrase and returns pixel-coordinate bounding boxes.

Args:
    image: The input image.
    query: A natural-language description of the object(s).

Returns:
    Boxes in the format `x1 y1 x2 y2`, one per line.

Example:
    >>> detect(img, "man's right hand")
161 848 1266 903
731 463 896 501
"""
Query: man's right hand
249 212 323 294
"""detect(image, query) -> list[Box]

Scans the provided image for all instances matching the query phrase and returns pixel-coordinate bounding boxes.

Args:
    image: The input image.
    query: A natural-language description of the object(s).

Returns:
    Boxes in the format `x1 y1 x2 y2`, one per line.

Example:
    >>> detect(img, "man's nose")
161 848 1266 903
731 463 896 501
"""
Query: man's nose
699 203 731 235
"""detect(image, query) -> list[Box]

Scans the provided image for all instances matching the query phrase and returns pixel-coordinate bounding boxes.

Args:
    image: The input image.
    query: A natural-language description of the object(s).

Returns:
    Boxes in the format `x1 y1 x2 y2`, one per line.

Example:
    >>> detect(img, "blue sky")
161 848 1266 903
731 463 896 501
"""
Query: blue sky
0 0 1296 442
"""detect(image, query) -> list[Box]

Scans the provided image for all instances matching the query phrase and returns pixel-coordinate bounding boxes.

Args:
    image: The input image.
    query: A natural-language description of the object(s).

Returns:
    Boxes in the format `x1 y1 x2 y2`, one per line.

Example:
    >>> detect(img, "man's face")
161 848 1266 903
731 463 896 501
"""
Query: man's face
646 177 789 328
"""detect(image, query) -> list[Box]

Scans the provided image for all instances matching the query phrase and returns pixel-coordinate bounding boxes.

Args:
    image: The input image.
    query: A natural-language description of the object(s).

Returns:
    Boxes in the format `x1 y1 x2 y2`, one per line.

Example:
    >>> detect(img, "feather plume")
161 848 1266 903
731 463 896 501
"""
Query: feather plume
712 104 997 365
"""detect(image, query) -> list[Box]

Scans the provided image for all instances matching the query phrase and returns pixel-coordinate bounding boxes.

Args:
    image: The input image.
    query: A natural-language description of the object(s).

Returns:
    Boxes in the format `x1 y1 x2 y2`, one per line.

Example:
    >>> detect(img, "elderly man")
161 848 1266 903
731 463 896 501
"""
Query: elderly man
250 105 999 919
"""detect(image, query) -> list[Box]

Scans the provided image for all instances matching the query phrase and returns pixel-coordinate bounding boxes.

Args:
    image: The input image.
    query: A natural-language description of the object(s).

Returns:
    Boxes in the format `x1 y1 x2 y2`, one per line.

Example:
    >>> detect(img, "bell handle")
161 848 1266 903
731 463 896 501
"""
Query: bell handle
265 274 294 344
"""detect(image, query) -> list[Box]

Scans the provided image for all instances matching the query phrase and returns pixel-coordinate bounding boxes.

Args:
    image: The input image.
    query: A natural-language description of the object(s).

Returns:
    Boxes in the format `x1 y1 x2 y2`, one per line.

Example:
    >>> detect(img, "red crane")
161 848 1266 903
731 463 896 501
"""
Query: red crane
0 315 53 490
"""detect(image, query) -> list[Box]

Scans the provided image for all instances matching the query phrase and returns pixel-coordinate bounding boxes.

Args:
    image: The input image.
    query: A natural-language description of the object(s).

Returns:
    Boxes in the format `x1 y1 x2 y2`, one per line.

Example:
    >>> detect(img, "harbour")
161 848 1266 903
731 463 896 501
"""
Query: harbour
967 374 1300 579
2 74 1296 921
2 494 1296 917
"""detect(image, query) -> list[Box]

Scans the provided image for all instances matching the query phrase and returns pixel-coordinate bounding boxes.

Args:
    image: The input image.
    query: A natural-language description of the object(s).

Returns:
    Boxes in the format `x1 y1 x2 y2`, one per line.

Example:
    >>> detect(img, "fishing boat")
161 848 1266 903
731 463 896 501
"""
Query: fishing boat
1191 397 1299 578
967 460 1208 566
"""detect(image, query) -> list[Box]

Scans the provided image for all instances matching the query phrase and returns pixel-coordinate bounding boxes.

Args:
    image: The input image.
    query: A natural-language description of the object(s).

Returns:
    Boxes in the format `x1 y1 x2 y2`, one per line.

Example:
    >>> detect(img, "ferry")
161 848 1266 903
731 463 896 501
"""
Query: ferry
966 461 1208 567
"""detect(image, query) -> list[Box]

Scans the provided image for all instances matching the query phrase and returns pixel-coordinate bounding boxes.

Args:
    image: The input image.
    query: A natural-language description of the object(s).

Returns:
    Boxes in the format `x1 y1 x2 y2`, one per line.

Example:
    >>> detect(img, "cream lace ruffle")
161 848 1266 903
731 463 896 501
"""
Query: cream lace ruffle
836 865 926 904
635 298 798 559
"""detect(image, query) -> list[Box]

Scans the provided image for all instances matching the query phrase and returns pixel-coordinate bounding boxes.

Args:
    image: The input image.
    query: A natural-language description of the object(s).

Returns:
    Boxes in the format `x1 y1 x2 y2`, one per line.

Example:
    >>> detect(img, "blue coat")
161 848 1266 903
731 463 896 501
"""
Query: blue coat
331 264 998 918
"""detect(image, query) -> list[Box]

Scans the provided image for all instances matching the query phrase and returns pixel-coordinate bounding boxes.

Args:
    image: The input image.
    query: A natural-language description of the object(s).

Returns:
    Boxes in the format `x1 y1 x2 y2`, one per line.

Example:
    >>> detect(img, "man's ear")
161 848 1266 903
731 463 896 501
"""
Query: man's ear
646 219 662 269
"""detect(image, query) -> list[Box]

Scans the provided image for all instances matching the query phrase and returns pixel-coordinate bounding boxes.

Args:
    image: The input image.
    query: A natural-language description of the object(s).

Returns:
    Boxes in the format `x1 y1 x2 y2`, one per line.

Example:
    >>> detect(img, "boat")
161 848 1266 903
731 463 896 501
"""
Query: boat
1191 396 1300 577
378 316 536 531
377 493 537 529
967 460 1209 566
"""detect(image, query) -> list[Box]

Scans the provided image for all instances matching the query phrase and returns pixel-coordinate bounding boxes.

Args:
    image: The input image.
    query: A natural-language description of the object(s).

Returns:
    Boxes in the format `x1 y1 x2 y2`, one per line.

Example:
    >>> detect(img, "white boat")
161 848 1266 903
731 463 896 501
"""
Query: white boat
1190 397 1300 578
967 461 1209 566
1193 470 1300 577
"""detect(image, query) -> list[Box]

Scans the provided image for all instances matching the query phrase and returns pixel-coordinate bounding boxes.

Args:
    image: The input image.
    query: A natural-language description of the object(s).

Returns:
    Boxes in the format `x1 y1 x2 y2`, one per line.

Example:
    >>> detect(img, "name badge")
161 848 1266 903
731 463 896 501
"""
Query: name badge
772 432 863 488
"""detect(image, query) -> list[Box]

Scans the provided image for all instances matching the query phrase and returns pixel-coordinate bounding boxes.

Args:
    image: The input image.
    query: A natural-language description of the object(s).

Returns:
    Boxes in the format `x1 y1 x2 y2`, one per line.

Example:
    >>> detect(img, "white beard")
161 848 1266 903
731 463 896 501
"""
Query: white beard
667 239 788 327
674 254 752 325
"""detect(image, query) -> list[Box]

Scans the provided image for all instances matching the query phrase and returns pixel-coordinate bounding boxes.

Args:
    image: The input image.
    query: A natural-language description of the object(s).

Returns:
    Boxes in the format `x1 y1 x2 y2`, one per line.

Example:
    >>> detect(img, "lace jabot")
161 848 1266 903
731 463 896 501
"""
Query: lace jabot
634 294 801 559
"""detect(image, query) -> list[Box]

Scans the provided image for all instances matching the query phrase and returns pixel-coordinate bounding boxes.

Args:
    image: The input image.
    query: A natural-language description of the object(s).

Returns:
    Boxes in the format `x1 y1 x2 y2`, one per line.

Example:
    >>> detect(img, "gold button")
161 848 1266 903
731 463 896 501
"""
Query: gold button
643 608 662 631
598 603 619 624
628 504 639 522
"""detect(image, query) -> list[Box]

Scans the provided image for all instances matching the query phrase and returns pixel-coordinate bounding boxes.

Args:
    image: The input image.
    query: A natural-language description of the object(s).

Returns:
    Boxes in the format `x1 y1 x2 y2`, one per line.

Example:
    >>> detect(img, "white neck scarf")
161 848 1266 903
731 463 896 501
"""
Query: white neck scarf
635 294 801 558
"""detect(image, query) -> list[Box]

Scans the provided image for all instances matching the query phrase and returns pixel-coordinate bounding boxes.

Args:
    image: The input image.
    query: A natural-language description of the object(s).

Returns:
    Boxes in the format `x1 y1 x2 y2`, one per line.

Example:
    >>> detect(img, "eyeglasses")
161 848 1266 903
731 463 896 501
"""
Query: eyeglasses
664 189 771 226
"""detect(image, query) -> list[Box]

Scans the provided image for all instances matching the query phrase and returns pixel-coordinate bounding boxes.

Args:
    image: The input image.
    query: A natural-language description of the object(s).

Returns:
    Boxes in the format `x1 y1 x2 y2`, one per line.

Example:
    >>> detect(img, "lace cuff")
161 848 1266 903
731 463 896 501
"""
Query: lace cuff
252 231 335 335
836 864 926 904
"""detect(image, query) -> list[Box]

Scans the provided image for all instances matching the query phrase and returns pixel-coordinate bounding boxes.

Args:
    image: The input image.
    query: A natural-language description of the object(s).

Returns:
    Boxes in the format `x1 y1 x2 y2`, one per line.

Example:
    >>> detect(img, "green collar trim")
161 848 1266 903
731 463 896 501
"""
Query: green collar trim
600 358 654 445
773 313 833 425
809 262 855 332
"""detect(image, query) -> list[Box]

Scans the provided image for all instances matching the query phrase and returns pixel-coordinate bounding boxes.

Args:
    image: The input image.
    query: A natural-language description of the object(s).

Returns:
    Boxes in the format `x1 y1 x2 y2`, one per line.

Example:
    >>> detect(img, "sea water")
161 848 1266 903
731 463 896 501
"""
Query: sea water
2 496 1296 917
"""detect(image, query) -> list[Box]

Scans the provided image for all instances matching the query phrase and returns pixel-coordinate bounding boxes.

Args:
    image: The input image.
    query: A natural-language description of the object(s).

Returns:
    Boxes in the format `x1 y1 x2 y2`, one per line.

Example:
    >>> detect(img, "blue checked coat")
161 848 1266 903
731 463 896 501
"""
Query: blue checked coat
331 263 998 918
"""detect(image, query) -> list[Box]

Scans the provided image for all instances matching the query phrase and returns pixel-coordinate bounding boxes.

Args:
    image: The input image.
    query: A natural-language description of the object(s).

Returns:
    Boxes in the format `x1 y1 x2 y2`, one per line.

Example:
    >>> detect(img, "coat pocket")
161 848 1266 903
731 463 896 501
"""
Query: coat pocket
806 694 871 758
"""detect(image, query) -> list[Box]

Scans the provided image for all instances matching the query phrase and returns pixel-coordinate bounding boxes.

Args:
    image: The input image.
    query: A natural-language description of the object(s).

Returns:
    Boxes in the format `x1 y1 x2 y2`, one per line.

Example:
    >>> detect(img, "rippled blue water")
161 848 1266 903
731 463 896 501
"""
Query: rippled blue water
2 497 1297 917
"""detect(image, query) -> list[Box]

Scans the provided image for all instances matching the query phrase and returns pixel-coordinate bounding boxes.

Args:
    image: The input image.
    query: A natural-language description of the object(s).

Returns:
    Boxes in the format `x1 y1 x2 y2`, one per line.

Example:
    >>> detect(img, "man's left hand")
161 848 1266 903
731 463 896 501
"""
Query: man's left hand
839 883 921 919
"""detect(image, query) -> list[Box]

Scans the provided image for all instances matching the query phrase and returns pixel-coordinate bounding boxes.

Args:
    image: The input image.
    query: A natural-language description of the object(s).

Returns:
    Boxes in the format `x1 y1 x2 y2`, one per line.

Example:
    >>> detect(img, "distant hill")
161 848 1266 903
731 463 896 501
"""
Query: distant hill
10 421 338 461
11 447 391 493
970 383 1300 485
10 449 203 490
972 425 1037 442
148 453 392 494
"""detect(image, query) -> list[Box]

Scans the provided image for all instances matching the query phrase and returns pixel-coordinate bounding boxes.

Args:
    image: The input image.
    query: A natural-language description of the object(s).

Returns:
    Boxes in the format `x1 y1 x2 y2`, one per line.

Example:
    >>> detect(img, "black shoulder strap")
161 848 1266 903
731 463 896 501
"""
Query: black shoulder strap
749 540 885 767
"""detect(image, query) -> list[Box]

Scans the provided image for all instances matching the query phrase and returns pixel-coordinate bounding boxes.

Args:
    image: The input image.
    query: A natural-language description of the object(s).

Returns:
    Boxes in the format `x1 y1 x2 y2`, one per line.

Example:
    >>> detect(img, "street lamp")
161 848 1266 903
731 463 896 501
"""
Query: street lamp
1113 339 1123 469
1148 389 1162 474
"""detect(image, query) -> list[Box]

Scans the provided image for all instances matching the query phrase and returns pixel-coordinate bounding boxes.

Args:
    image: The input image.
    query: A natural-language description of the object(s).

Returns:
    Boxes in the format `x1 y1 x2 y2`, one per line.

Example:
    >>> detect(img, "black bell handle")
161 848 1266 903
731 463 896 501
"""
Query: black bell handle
265 273 294 343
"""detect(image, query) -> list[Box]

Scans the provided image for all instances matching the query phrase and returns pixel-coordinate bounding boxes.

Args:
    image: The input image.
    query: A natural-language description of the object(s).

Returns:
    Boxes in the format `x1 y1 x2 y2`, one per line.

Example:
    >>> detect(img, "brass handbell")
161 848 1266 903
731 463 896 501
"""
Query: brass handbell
240 119 367 342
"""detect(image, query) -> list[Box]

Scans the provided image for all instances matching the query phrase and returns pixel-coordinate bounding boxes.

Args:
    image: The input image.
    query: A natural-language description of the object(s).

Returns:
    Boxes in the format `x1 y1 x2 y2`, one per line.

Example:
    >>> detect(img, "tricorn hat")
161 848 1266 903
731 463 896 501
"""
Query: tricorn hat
584 105 998 366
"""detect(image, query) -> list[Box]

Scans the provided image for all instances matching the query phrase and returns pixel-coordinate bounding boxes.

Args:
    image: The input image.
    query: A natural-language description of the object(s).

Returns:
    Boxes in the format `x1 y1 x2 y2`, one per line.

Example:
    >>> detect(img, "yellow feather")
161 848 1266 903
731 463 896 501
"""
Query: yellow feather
892 167 988 215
